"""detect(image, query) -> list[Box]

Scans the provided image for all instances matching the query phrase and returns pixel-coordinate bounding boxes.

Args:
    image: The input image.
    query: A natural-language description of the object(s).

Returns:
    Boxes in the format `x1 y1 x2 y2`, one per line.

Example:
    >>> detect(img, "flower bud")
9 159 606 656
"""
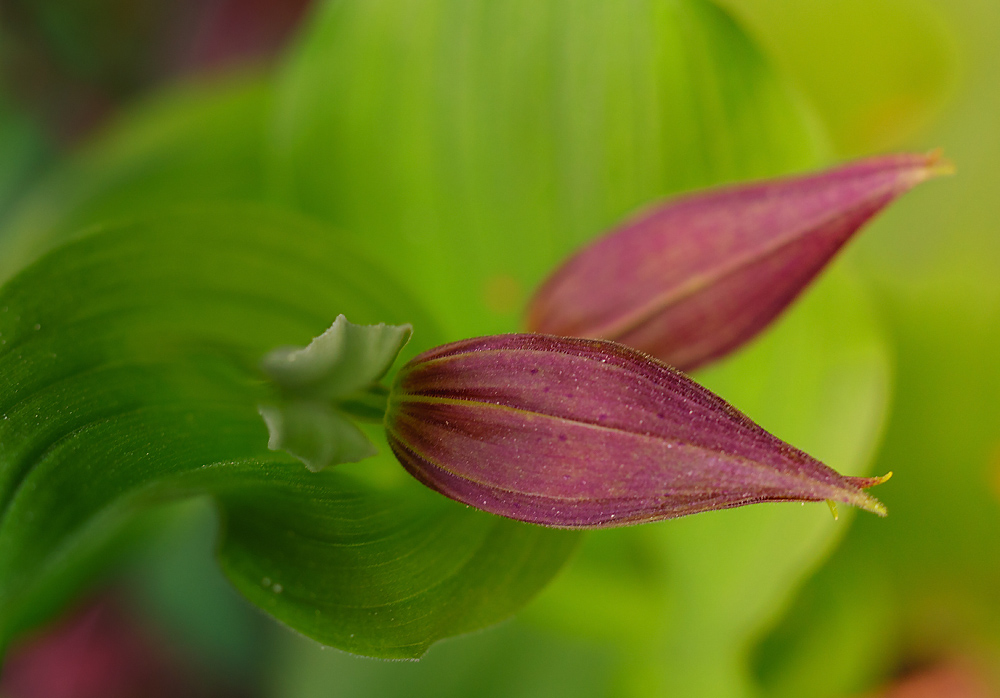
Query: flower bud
385 333 888 528
527 153 949 371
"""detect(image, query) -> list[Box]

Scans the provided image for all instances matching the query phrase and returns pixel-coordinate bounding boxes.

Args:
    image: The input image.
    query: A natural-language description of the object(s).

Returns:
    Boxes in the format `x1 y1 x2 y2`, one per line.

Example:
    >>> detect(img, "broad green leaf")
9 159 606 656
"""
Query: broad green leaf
0 204 578 658
270 0 823 339
714 0 957 155
525 263 891 698
0 73 273 282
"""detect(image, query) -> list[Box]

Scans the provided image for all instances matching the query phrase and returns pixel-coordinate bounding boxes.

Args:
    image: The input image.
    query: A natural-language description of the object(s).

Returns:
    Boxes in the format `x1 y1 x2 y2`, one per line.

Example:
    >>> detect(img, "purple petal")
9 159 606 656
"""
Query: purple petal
527 153 949 371
385 334 888 528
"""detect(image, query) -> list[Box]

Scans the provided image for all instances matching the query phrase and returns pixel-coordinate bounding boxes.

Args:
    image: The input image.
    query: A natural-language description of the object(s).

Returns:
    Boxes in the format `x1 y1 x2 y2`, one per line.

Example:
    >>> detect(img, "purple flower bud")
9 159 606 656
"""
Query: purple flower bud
527 153 949 371
385 334 888 528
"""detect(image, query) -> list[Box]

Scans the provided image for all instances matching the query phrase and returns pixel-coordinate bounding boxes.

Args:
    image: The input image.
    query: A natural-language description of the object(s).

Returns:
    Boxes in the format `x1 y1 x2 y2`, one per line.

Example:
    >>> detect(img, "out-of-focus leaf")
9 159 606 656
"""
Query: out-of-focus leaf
270 0 824 338
525 263 891 698
124 498 274 684
714 0 957 155
847 3 1000 282
0 98 53 225
746 272 1000 698
0 74 272 282
835 273 1000 652
750 548 897 698
827 1 1000 664
269 620 616 698
0 204 578 658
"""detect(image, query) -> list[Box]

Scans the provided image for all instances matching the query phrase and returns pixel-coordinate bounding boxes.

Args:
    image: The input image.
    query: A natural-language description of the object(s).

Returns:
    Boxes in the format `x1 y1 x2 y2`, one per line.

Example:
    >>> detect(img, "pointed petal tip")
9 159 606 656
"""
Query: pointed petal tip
847 470 893 488
873 470 894 485
909 148 956 186
922 149 956 178
840 471 892 517
882 150 952 193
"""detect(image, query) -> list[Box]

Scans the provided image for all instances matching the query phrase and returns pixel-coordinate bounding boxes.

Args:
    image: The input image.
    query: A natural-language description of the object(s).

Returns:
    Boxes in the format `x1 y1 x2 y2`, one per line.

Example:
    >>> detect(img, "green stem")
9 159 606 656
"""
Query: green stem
335 384 390 423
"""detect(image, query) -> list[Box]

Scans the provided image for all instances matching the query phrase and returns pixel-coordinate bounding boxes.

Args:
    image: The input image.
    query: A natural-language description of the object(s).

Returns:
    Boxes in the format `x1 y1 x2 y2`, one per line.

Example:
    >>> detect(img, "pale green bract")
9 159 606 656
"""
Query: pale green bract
258 401 377 472
261 315 412 400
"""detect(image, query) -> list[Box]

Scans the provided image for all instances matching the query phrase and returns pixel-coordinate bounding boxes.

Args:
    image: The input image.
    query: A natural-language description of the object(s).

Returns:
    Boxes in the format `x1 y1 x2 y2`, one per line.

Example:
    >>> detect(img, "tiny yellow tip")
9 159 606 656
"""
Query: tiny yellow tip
923 149 955 177
874 471 893 485
826 499 839 521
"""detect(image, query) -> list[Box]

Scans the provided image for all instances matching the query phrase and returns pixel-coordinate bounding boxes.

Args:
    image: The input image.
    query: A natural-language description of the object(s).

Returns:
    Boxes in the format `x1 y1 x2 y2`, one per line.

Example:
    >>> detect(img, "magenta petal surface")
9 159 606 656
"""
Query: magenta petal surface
385 334 887 528
527 153 946 371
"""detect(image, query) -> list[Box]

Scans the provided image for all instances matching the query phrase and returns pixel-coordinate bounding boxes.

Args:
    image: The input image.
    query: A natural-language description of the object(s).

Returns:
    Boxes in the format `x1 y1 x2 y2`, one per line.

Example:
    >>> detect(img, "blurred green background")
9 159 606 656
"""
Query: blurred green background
0 0 997 696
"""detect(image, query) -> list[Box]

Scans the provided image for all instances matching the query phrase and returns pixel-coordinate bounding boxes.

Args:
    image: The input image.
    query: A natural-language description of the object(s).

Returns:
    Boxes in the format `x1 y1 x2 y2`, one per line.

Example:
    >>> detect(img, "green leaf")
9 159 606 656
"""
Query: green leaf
524 263 891 698
750 549 896 698
270 0 824 338
0 204 578 658
0 74 273 283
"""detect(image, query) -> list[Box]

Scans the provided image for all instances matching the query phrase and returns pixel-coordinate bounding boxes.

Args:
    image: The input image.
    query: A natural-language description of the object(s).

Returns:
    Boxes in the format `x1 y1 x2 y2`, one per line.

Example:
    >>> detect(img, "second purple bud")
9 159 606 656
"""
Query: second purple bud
527 153 947 371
